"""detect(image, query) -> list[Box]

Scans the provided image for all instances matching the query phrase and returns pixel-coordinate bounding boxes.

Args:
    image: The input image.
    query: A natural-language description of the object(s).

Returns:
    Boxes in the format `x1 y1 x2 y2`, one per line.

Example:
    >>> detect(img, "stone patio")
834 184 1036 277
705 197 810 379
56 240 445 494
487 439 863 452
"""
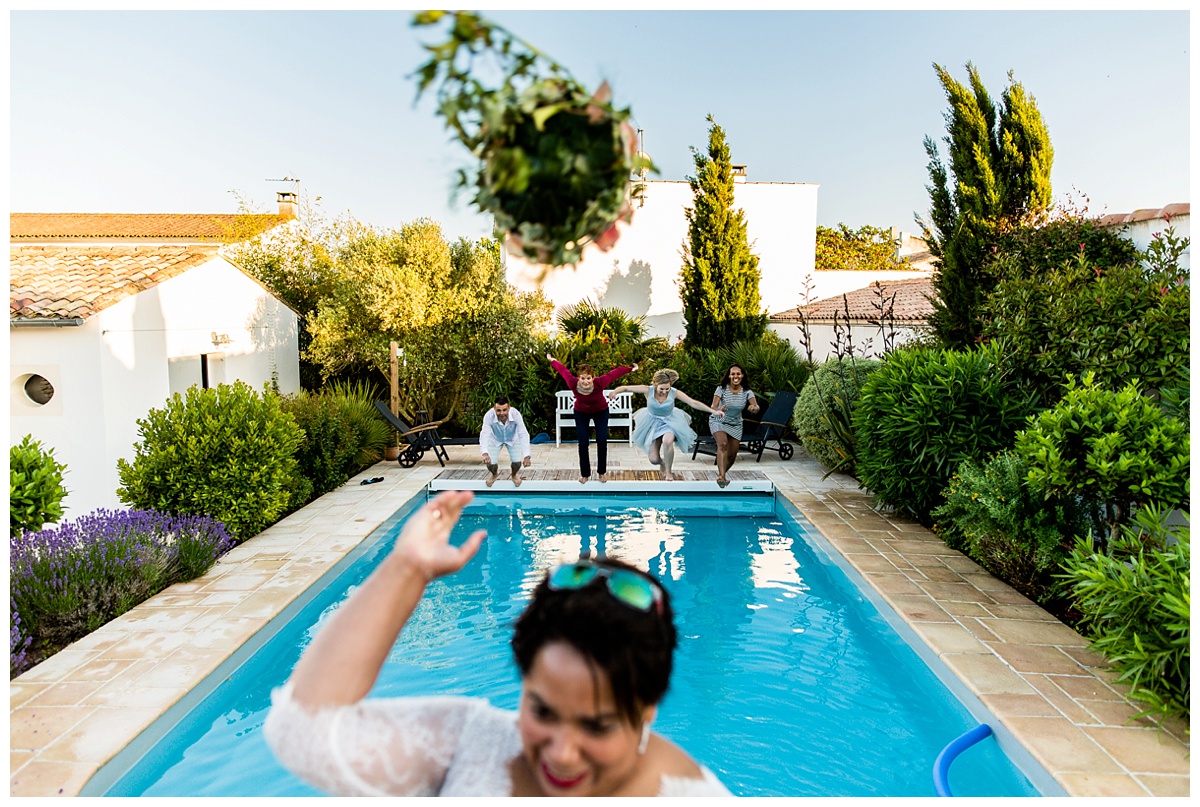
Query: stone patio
8 443 1190 796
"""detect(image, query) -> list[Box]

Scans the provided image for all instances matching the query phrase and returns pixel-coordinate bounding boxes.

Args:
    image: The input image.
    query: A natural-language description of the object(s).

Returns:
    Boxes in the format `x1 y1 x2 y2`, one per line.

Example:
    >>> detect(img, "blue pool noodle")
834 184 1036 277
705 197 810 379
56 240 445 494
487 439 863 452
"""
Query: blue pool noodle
933 723 994 797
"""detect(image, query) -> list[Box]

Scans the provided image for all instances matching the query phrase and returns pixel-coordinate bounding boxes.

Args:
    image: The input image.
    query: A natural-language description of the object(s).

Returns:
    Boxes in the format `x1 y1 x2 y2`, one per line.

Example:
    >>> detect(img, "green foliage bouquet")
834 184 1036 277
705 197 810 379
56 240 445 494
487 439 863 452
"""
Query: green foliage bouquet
413 10 655 268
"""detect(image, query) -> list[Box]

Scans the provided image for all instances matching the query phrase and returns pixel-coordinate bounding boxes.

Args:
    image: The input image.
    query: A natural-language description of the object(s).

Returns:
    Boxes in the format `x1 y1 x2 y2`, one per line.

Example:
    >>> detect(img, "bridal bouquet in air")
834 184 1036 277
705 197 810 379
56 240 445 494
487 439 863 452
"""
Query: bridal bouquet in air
412 10 656 268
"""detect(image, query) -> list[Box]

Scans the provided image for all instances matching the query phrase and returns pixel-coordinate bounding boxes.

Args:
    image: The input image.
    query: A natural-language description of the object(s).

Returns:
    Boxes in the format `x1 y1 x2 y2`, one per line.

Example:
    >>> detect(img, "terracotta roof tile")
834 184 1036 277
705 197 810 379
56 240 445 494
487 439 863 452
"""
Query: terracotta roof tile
10 245 220 321
10 213 287 241
1096 203 1189 228
772 277 936 323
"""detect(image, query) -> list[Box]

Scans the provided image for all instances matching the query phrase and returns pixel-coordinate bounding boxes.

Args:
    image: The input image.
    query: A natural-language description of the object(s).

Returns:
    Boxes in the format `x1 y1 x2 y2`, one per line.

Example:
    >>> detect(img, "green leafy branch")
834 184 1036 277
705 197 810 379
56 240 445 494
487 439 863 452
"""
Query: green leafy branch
412 10 656 267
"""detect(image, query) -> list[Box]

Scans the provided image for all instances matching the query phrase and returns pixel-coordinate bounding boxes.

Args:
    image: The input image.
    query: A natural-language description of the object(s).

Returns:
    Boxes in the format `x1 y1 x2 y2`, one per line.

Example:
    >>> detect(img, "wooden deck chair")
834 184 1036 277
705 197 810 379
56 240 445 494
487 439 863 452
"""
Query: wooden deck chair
373 401 450 468
739 390 798 461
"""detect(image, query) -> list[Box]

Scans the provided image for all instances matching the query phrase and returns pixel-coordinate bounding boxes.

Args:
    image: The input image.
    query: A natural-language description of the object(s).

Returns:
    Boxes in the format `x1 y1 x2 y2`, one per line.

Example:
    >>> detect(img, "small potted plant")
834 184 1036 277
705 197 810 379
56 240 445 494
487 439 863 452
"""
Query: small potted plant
412 10 656 270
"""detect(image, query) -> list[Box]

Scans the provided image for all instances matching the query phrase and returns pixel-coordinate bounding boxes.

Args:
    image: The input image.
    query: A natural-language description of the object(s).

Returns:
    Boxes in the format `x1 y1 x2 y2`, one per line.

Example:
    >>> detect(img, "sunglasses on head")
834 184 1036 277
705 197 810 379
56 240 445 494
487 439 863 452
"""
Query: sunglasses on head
547 561 664 615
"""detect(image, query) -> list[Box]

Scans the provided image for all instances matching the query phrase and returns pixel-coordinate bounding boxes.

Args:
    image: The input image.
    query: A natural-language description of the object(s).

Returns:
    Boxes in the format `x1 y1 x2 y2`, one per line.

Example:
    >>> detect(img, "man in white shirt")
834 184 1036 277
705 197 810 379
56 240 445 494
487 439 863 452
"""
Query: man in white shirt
479 396 532 487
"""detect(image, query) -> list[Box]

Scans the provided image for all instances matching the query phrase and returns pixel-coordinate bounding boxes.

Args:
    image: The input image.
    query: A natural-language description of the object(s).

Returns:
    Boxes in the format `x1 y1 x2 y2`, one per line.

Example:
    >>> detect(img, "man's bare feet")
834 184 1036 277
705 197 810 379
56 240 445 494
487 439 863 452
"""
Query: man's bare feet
485 473 497 488
511 472 522 487
579 476 589 484
662 472 675 481
598 473 608 483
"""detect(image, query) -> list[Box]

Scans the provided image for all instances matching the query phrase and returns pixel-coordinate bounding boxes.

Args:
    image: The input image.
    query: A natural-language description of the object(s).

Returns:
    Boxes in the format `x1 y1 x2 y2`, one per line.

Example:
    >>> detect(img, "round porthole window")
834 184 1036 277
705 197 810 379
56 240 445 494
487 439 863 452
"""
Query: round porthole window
24 374 55 405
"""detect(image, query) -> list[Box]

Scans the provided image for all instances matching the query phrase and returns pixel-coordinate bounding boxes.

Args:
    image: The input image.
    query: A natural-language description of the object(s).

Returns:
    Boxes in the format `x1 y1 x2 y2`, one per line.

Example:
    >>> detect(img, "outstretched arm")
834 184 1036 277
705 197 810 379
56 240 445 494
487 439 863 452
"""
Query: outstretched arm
610 384 650 396
676 390 723 416
547 355 576 387
287 491 486 708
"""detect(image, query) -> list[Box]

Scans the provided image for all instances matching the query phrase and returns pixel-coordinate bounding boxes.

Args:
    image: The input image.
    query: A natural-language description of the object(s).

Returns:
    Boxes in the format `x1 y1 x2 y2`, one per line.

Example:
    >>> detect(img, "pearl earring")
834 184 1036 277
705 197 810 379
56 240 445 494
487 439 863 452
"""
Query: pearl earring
638 722 651 755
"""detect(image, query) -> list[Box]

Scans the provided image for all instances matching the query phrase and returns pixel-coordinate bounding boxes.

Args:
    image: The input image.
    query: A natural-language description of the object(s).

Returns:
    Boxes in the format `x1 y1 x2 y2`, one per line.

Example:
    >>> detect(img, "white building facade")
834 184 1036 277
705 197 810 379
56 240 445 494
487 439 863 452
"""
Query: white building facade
10 247 299 519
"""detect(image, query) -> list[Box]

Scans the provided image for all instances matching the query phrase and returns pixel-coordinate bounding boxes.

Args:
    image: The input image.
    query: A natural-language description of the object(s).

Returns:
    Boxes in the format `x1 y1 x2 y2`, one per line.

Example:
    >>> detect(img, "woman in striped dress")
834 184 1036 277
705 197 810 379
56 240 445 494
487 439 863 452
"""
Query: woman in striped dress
708 364 759 488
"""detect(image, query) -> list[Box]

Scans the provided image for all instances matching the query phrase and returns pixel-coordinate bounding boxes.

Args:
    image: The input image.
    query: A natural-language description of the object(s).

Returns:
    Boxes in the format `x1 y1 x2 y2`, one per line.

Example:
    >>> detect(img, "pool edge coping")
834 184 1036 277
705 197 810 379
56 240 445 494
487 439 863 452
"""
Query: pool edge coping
9 445 1191 797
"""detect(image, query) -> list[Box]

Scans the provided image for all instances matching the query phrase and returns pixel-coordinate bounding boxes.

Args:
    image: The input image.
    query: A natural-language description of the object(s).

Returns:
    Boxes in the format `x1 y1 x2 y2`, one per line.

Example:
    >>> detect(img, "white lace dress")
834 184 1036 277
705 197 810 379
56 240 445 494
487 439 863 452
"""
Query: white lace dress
264 683 733 797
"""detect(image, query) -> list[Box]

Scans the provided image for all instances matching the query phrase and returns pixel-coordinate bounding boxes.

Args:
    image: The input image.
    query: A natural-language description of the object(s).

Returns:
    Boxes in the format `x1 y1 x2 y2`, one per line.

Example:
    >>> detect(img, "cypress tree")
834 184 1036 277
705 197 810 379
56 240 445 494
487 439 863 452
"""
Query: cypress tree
679 115 766 351
920 63 1053 349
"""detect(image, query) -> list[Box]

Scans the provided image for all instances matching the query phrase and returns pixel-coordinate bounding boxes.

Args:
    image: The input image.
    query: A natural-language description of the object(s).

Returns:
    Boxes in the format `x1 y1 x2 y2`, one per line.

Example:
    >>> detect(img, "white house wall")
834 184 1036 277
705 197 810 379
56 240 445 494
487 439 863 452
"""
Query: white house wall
10 323 109 523
505 179 820 340
9 256 300 521
1115 213 1190 270
153 258 301 394
768 321 931 364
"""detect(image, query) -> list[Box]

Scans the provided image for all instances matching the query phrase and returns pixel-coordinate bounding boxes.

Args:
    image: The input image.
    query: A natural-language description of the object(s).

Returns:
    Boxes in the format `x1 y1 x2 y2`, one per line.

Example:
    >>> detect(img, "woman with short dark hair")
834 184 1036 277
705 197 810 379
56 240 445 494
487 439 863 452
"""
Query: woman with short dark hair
547 354 638 483
264 490 730 797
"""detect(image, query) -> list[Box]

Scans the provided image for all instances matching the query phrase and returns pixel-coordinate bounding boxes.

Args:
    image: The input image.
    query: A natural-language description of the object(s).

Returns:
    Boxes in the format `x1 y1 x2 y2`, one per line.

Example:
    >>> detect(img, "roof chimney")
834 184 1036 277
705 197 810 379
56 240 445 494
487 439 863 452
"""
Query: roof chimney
277 191 298 219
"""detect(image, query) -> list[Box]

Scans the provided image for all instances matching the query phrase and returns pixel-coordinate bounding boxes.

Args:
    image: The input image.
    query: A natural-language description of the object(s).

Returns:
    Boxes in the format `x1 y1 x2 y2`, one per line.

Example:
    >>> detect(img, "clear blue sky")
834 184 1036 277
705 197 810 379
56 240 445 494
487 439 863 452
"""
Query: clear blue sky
9 4 1192 242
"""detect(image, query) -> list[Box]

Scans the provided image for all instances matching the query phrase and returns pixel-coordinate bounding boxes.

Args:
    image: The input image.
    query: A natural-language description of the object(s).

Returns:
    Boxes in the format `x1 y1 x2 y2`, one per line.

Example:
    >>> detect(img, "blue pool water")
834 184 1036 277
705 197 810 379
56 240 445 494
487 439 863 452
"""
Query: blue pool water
92 492 1043 797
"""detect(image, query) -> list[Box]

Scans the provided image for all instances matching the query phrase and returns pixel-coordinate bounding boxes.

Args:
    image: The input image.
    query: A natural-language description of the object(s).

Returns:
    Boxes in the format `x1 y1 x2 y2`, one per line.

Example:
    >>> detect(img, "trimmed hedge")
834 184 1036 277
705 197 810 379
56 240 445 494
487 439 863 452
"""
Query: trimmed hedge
116 382 304 543
793 357 879 475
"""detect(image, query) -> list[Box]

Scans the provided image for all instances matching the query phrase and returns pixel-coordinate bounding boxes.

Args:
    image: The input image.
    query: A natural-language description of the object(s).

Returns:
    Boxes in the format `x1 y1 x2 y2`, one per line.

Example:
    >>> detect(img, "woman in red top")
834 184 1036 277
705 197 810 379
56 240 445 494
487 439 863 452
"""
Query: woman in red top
547 354 638 483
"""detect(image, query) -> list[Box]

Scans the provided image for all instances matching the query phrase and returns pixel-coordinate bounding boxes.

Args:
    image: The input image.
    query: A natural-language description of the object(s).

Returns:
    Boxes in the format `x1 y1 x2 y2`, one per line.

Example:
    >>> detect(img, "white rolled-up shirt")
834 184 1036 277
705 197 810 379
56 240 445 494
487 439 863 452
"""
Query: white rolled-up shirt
478 407 531 460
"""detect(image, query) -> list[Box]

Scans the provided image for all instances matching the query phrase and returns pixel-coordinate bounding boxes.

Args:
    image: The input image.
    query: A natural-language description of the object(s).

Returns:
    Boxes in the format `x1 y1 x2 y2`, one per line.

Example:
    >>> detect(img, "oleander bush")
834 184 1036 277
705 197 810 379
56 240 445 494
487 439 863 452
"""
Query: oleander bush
931 451 1097 605
1059 506 1190 721
10 435 69 539
983 229 1189 410
793 357 880 476
1014 374 1189 552
117 382 304 543
9 509 234 677
853 344 1034 525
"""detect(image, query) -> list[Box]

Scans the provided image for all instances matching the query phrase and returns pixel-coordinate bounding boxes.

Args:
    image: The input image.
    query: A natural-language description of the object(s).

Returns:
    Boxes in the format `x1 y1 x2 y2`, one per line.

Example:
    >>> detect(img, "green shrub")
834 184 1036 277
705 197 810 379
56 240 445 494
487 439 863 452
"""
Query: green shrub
10 435 69 539
281 392 357 503
983 229 1188 410
116 382 304 543
984 215 1139 283
793 357 880 475
932 451 1096 604
282 380 393 506
1059 505 1190 721
1014 373 1189 551
853 344 1033 524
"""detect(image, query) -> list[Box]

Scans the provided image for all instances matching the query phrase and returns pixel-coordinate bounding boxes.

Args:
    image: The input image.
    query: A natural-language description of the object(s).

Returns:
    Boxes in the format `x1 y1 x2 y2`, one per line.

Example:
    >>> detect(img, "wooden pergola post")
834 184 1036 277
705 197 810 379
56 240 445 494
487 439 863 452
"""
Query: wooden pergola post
389 341 400 416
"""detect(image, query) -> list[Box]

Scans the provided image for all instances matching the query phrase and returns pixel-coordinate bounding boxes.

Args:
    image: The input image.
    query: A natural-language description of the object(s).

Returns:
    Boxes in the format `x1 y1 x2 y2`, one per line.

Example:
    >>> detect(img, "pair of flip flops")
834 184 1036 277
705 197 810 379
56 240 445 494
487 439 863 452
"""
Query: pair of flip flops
716 478 729 488
359 476 385 486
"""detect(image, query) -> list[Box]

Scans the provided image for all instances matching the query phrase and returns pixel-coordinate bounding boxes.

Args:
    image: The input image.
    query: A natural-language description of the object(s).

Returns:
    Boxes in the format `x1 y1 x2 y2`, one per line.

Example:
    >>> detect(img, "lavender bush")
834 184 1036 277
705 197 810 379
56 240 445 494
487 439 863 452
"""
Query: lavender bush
10 600 32 677
9 509 233 677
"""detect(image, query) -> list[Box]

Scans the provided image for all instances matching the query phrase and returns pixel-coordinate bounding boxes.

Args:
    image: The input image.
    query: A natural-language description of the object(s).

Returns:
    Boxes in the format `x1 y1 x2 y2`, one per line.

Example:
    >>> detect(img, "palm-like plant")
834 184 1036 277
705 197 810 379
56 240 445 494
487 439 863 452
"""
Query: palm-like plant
326 379 394 471
556 299 648 344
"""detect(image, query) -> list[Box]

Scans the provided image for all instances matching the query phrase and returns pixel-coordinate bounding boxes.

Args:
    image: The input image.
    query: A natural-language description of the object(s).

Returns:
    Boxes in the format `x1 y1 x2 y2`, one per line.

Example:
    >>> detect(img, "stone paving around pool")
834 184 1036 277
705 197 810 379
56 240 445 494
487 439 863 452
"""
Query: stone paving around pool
8 443 1191 797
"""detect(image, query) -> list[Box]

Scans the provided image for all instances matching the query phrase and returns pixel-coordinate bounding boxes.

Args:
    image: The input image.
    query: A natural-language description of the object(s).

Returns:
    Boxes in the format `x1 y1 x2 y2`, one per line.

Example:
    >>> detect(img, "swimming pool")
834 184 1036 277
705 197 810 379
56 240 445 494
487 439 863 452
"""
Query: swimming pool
86 491 1050 796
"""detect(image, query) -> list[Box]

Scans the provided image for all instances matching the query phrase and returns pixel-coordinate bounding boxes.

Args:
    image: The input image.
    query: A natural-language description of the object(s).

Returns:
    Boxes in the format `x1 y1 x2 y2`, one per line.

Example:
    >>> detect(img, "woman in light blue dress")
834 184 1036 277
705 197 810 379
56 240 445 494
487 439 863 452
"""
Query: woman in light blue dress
612 369 723 481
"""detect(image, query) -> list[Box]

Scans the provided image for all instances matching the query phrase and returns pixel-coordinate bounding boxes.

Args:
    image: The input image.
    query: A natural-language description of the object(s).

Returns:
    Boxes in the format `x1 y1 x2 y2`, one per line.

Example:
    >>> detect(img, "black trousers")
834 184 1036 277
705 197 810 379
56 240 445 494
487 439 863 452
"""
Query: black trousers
573 409 610 477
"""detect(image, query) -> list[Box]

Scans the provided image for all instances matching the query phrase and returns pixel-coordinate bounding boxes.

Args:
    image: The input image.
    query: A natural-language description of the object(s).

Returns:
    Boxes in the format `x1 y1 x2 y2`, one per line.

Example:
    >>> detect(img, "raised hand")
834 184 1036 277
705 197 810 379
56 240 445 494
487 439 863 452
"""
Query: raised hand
392 490 486 582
